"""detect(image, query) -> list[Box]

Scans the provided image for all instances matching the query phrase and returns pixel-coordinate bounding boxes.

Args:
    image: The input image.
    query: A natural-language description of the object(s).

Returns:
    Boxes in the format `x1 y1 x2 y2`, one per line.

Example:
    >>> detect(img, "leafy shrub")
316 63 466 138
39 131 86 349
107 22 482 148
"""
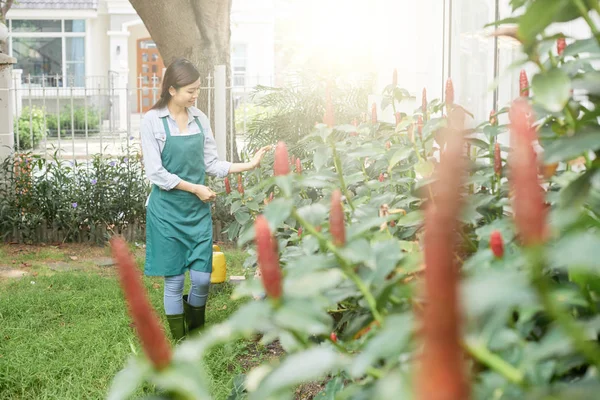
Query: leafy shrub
46 104 101 136
13 106 47 150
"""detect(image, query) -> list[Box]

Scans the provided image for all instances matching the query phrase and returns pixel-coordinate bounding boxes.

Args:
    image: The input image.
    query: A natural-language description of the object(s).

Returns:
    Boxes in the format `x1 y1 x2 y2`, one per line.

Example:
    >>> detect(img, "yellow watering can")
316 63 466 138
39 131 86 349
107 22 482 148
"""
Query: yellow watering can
211 245 227 284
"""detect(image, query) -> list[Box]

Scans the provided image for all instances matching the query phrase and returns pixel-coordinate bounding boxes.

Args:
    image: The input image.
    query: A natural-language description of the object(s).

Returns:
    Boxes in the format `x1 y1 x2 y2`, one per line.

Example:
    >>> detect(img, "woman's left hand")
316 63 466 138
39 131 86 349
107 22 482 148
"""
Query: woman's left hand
250 145 272 169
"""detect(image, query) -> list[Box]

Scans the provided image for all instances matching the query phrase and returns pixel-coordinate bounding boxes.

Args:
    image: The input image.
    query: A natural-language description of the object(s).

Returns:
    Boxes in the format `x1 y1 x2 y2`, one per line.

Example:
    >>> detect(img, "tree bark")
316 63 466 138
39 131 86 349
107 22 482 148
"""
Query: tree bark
0 0 14 53
128 0 240 162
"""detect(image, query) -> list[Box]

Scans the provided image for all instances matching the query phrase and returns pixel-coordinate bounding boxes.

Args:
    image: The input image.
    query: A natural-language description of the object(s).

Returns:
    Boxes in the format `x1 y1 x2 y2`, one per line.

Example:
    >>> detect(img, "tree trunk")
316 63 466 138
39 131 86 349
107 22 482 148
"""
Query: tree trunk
129 0 240 162
0 0 14 54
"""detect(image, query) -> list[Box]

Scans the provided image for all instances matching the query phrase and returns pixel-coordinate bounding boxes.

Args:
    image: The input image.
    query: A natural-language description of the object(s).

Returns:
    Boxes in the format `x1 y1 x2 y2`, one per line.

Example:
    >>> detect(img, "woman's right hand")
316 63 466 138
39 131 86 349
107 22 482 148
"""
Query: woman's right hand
194 184 217 202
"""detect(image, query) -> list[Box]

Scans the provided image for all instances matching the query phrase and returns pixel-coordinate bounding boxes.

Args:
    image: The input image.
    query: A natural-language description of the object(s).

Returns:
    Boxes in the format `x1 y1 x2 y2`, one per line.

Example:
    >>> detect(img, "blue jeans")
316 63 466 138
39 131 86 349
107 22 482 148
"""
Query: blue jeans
163 270 211 315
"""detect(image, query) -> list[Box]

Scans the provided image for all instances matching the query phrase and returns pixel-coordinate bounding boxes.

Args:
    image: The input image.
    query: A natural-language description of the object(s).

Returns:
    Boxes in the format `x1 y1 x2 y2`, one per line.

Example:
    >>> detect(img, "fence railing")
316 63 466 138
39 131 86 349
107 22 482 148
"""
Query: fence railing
9 68 273 161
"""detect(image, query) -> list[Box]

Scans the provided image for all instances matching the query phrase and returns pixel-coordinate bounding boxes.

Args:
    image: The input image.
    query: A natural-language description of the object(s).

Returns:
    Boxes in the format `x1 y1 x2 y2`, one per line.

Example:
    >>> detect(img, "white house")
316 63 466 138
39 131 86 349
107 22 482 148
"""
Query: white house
5 0 275 131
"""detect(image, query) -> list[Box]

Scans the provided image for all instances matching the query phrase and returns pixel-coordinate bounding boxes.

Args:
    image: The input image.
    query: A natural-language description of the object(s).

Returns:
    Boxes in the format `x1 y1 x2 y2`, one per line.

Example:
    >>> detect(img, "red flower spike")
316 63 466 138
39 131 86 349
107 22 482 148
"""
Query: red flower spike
417 115 423 141
297 227 303 238
236 174 244 195
494 143 502 176
445 78 454 107
329 189 346 247
371 103 378 124
557 37 566 55
254 216 283 300
490 230 504 258
519 70 530 97
330 332 338 342
378 173 385 182
508 98 547 246
224 177 231 194
392 69 398 87
274 141 290 176
110 237 172 371
422 88 428 115
295 158 302 174
395 112 402 126
416 106 469 400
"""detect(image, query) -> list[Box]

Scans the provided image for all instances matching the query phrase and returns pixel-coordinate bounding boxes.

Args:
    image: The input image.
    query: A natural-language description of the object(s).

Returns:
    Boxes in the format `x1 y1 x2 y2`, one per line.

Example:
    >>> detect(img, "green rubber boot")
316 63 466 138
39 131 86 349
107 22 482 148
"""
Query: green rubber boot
166 313 186 343
183 295 206 334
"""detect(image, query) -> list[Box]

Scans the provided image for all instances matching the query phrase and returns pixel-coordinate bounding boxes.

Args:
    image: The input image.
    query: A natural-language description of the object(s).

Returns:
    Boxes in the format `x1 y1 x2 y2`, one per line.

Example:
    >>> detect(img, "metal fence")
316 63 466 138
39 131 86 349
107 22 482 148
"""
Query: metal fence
10 68 273 161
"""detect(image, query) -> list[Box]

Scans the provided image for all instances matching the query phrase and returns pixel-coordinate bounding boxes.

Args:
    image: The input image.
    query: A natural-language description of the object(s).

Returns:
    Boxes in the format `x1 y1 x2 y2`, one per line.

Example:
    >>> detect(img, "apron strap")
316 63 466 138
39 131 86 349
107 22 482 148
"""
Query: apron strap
161 116 171 137
193 116 204 135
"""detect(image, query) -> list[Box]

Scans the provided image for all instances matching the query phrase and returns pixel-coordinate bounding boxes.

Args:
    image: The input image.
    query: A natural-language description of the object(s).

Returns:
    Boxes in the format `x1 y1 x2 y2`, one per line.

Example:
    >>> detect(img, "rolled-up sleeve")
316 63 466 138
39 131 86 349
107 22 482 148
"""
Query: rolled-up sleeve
201 115 232 178
140 115 182 190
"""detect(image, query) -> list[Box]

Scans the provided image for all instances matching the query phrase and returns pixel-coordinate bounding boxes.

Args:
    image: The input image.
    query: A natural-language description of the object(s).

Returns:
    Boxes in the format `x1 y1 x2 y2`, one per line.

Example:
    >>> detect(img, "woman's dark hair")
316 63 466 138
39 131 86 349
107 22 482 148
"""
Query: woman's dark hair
151 58 201 110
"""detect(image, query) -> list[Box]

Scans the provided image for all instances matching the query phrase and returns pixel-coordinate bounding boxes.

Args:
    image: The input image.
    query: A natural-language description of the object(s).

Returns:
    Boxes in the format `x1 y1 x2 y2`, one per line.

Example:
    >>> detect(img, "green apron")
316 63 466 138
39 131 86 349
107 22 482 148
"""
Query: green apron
144 115 213 277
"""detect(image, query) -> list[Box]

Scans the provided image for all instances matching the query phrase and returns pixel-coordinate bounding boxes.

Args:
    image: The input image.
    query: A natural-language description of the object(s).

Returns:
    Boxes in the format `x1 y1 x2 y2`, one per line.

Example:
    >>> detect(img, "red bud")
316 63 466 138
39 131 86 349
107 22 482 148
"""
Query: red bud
385 141 391 150
274 141 290 176
255 216 283 300
445 78 454 107
489 110 497 126
417 115 423 141
110 237 172 370
395 112 402 126
269 192 274 202
509 98 546 246
422 88 428 115
224 177 231 194
329 189 346 246
378 173 385 182
392 69 398 87
557 37 566 55
371 103 377 123
330 332 338 342
490 230 504 258
519 70 529 97
494 143 502 176
297 226 303 238
295 158 302 174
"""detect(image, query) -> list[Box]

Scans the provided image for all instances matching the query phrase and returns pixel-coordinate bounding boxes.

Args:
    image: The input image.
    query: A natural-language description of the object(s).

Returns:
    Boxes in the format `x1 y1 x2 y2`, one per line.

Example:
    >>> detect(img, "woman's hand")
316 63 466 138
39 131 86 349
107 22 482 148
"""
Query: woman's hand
250 145 272 169
193 184 217 202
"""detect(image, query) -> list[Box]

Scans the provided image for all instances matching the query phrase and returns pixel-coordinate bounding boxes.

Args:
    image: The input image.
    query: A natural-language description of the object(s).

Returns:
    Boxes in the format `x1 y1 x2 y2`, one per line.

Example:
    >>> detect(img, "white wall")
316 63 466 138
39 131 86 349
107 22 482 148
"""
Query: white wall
231 0 275 84
87 14 110 78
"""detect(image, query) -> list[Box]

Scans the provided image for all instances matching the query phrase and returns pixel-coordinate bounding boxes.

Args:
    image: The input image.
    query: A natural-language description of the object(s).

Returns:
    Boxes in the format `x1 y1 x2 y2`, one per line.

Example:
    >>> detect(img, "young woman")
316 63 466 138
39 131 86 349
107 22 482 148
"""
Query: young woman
140 58 269 341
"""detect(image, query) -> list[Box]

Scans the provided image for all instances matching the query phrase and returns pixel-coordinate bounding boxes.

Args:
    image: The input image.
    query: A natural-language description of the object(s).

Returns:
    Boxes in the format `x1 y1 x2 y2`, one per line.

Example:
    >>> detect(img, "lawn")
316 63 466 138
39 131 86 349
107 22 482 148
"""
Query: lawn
0 242 273 400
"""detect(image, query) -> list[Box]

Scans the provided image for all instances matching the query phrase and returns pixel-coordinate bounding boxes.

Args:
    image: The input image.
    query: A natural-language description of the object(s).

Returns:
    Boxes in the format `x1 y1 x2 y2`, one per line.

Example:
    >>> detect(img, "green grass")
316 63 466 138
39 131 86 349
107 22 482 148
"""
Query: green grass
0 245 262 400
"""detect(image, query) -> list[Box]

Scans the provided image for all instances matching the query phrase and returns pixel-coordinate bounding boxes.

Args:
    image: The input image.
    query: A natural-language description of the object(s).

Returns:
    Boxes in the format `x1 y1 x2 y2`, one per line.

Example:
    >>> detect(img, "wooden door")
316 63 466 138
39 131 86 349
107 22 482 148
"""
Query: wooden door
137 38 165 113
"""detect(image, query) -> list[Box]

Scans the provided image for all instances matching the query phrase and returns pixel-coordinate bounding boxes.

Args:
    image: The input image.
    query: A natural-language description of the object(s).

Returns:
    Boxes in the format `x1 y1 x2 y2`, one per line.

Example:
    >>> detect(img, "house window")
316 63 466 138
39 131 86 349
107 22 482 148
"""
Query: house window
8 19 86 87
231 43 247 86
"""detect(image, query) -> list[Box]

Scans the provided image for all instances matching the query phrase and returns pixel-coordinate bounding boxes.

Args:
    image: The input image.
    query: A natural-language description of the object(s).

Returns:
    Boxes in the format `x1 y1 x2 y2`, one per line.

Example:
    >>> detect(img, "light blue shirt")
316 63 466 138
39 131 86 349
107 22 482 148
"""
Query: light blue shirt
140 106 232 191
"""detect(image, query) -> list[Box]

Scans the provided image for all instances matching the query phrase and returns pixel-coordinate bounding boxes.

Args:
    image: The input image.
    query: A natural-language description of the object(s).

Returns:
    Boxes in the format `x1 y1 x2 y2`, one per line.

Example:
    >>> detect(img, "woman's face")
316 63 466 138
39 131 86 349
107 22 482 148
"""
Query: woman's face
169 78 201 107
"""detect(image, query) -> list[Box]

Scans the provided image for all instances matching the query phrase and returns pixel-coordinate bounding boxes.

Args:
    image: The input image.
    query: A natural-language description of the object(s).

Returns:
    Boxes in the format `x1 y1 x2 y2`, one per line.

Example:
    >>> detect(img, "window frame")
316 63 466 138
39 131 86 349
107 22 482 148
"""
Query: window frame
8 18 87 88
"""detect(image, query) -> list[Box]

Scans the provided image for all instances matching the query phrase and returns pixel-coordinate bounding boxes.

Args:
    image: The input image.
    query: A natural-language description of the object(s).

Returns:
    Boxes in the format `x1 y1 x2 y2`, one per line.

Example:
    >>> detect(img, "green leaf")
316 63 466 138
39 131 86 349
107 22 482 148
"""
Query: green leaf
517 0 575 43
297 203 328 227
264 198 294 228
414 160 434 178
532 68 572 112
107 358 149 400
250 347 345 400
549 231 600 272
387 147 414 173
563 38 600 57
234 210 251 225
284 269 346 297
314 377 345 399
246 200 260 212
572 71 600 95
560 169 593 208
274 299 332 335
350 314 412 377
314 146 330 171
543 129 600 163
